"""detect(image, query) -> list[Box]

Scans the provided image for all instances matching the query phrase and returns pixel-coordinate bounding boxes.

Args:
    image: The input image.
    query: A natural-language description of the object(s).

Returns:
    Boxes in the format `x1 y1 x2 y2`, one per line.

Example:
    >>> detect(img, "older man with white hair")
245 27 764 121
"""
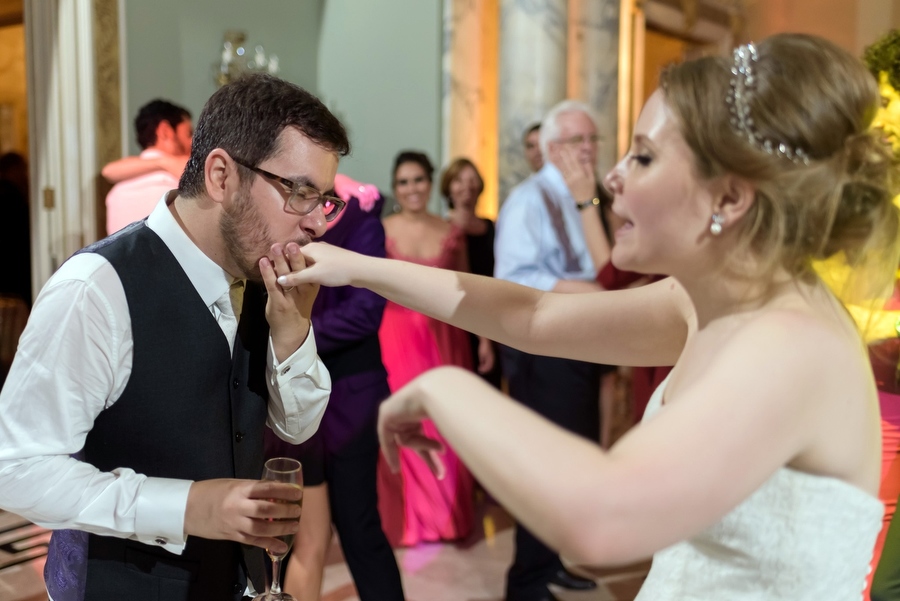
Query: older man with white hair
493 100 611 601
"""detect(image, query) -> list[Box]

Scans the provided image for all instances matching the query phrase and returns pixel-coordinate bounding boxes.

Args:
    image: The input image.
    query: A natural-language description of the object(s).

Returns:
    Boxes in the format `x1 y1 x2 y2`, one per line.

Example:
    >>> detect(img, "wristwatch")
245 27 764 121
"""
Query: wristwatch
577 197 601 211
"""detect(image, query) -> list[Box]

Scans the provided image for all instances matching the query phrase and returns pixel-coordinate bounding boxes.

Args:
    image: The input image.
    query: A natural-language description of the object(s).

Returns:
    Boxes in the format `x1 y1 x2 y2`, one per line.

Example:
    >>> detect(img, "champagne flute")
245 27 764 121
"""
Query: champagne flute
254 457 302 601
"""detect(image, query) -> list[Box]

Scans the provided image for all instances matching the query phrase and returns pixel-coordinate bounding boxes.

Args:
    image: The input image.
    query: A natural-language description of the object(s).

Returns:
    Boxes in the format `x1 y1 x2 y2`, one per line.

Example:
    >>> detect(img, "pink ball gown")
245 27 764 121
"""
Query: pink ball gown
377 225 476 547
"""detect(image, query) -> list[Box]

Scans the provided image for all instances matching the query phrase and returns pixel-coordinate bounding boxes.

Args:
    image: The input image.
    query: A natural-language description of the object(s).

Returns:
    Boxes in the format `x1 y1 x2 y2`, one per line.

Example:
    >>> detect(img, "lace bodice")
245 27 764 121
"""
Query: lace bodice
635 378 883 601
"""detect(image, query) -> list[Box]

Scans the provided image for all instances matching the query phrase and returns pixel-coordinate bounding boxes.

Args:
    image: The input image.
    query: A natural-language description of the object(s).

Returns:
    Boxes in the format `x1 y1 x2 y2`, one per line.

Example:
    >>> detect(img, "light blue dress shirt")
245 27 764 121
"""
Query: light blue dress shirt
494 163 596 290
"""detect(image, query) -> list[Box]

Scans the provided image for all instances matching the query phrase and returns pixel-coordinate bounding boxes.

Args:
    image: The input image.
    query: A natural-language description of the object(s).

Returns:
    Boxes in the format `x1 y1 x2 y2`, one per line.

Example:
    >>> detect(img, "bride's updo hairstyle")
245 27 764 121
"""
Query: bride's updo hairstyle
661 33 900 298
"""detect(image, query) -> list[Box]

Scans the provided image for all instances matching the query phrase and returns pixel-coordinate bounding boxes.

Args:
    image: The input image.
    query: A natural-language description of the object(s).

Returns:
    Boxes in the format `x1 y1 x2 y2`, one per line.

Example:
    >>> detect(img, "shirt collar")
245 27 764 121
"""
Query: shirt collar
146 191 236 308
537 161 569 193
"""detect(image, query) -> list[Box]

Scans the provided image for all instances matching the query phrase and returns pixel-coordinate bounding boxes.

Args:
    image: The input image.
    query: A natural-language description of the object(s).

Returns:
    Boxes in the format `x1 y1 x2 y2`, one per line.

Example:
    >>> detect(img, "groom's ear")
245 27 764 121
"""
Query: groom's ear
204 149 237 205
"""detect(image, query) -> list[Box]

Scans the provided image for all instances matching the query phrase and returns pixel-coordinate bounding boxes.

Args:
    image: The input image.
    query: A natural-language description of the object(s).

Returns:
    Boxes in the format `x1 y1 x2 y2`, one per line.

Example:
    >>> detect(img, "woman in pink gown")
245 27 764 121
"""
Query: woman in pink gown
377 150 475 547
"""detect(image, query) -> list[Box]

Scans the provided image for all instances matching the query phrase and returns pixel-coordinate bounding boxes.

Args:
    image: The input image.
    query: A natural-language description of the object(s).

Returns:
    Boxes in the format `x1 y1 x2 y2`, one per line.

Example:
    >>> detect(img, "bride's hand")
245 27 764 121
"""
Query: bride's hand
276 242 363 289
378 370 450 479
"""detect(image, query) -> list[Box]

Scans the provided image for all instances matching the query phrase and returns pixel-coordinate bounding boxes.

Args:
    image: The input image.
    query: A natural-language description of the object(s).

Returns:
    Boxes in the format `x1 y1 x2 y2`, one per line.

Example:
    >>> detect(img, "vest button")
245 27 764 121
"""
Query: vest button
235 431 244 442
232 378 240 389
233 583 243 594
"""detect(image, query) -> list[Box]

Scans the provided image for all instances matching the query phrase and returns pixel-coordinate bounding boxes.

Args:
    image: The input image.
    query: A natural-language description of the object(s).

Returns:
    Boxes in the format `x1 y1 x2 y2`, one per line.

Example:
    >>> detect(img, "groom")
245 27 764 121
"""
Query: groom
0 73 349 601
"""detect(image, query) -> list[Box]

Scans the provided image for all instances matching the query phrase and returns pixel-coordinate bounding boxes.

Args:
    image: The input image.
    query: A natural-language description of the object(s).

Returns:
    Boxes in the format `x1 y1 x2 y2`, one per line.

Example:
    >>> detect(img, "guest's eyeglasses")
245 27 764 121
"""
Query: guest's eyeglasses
555 134 601 146
233 158 346 222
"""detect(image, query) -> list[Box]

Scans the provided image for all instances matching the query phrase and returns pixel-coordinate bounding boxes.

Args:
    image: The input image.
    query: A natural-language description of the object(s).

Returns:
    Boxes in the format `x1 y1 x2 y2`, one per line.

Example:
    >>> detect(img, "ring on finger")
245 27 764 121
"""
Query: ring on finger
282 286 295 292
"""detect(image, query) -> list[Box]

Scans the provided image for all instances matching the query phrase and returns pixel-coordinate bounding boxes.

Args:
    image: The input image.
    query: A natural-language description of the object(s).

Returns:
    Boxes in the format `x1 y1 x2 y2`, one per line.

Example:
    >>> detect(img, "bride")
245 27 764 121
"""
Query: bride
278 33 898 599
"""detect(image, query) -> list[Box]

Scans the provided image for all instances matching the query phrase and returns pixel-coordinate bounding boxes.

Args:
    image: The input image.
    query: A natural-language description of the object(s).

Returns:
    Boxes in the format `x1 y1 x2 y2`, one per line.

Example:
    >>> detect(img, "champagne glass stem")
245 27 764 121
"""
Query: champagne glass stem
270 555 284 598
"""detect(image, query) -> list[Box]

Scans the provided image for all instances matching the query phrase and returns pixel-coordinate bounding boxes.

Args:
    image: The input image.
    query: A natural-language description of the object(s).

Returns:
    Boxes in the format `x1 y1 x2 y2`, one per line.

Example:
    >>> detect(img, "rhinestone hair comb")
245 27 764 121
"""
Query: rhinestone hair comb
725 43 810 165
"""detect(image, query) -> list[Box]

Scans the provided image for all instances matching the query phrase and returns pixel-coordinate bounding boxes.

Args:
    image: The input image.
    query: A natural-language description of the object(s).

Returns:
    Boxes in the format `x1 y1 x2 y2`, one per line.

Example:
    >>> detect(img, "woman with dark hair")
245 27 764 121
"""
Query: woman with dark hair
376 150 475 546
440 157 499 386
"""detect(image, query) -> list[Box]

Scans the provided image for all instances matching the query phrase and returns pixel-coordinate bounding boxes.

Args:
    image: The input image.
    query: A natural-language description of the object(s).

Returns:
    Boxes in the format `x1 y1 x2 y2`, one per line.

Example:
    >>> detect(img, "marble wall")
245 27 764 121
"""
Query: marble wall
442 0 500 218
446 0 621 205
567 0 620 176
497 0 568 204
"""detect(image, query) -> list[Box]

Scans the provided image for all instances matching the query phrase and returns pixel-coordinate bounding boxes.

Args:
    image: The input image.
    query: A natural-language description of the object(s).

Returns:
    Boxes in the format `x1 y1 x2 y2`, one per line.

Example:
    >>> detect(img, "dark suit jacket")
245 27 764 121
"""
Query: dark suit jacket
312 194 389 457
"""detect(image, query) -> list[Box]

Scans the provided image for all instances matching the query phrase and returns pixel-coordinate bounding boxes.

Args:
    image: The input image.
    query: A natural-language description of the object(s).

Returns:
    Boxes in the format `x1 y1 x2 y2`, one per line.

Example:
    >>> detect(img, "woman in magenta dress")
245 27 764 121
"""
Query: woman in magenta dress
377 150 475 546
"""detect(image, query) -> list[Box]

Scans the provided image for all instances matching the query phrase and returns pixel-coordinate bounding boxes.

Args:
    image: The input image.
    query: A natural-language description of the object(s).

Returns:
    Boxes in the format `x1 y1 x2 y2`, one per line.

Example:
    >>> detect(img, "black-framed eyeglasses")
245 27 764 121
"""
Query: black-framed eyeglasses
555 134 601 146
233 158 346 222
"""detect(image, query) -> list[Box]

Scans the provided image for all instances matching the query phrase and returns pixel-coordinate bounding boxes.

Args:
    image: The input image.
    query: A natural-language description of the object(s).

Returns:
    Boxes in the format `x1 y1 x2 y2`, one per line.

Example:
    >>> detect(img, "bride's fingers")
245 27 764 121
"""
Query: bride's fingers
277 269 314 289
418 449 447 480
381 434 402 473
379 418 445 475
395 431 446 478
395 431 444 453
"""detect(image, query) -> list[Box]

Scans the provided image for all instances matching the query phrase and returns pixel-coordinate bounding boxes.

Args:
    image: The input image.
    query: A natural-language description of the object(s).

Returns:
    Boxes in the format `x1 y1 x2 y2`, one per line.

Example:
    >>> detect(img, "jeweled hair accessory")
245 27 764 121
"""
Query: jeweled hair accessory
725 43 811 165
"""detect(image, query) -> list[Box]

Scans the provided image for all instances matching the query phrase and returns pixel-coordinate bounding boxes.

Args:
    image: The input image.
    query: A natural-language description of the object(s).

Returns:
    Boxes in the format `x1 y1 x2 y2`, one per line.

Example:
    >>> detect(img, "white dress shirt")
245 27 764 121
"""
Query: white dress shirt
494 163 596 289
0 194 331 555
105 149 181 235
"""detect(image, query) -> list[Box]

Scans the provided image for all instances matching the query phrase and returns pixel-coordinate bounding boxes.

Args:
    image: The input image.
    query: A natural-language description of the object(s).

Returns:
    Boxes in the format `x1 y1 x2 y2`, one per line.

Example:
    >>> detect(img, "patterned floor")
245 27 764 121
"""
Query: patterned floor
0 499 649 601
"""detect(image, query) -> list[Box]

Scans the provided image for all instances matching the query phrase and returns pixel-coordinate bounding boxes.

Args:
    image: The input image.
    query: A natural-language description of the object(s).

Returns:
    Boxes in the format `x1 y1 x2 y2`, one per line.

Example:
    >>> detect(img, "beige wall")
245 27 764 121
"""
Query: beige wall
745 0 900 55
0 24 27 158
858 0 900 52
317 0 443 202
122 0 323 154
120 0 444 202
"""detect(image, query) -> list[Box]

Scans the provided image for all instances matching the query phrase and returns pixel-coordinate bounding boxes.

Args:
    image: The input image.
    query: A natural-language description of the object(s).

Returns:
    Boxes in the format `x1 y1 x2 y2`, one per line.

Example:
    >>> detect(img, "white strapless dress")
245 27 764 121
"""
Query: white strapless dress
634 377 883 601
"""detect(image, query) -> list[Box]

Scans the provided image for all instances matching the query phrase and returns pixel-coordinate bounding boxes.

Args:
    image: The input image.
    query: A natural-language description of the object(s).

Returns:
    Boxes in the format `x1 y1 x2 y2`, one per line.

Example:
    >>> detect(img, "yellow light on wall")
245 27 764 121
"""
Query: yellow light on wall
445 0 500 220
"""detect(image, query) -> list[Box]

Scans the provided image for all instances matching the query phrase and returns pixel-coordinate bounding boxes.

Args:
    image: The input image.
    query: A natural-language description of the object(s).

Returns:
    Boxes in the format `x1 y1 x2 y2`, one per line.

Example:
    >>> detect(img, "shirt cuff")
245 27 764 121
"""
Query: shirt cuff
269 323 318 380
133 476 193 554
267 323 331 442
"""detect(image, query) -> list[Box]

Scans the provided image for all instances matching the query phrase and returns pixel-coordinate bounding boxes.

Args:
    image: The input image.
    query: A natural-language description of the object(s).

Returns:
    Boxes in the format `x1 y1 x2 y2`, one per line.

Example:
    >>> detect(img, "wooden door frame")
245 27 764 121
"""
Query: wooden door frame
617 0 738 158
24 0 121 293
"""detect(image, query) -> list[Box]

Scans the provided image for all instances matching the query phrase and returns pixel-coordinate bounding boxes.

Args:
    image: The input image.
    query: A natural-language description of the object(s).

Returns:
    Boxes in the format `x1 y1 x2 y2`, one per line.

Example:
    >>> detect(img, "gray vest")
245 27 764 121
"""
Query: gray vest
46 222 269 601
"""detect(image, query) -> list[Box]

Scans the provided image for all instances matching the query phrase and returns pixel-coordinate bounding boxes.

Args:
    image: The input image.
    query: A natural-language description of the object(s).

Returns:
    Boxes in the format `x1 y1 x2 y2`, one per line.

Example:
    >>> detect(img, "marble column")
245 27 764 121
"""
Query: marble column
442 0 500 218
497 0 568 205
567 0 620 176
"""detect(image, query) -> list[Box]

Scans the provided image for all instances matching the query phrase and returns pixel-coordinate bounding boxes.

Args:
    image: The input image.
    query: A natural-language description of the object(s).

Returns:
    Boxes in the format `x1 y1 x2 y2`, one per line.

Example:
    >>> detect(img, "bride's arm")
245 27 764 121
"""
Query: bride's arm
282 242 692 367
381 311 832 564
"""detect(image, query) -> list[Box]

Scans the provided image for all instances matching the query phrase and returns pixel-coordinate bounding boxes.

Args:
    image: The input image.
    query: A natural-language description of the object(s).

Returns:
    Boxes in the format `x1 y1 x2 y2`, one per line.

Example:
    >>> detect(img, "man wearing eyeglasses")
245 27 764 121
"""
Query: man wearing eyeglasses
0 74 349 601
494 100 606 601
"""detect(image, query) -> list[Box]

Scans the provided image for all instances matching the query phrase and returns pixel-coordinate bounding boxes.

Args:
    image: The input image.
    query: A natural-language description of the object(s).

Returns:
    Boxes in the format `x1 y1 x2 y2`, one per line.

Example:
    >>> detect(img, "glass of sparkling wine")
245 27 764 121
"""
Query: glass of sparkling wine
254 457 302 601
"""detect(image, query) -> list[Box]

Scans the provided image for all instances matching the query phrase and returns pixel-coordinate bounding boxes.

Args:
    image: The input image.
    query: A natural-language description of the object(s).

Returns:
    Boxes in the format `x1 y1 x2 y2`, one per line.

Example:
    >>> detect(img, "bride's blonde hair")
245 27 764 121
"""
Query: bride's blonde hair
661 34 900 308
